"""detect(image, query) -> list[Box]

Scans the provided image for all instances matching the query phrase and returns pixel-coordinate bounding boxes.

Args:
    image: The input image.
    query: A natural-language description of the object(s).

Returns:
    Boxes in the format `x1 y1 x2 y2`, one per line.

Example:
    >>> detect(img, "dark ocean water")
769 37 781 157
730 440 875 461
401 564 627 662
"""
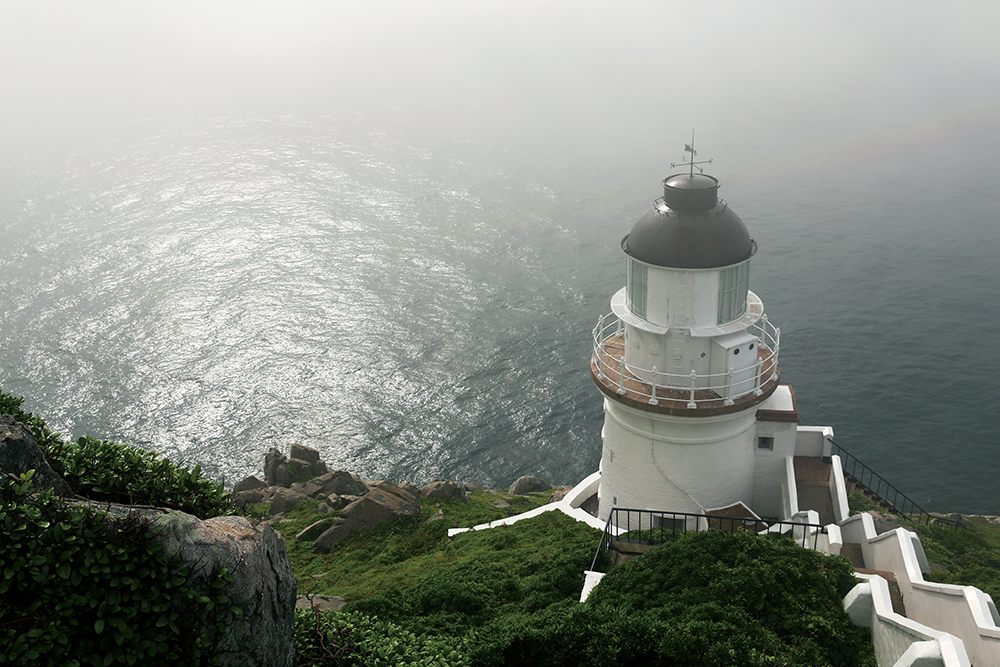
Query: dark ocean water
1 108 998 515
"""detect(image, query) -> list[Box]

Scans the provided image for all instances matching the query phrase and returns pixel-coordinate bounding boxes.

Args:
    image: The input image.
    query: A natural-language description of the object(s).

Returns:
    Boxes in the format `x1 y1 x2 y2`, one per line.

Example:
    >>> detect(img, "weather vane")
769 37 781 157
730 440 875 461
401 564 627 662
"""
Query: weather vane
670 129 713 176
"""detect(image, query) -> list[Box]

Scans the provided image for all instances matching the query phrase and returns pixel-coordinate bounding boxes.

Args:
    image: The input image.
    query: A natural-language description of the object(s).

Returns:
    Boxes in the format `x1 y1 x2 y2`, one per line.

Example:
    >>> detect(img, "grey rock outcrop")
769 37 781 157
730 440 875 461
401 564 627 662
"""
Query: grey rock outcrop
296 595 345 612
420 479 469 501
0 414 72 496
313 481 420 552
234 475 266 494
268 487 309 516
264 448 287 487
152 510 297 667
301 471 369 500
234 487 268 506
508 475 550 495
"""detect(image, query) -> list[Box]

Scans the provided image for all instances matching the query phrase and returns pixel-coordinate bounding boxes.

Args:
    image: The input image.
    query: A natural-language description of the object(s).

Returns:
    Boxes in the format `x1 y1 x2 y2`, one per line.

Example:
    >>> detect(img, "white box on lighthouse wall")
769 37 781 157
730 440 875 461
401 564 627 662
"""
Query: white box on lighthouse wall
709 331 758 398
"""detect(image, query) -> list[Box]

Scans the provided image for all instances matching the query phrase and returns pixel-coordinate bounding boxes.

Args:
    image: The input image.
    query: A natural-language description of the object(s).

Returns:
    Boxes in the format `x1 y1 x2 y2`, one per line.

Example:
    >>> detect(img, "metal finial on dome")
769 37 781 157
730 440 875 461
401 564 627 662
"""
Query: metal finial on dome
670 129 713 176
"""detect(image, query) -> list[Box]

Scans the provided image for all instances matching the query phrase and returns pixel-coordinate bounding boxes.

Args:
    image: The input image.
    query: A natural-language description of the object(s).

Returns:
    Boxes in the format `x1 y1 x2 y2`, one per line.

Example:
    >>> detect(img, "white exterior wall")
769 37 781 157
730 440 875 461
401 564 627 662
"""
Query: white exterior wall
794 426 834 457
753 420 797 519
846 575 972 667
840 513 1000 666
598 399 756 520
643 265 720 330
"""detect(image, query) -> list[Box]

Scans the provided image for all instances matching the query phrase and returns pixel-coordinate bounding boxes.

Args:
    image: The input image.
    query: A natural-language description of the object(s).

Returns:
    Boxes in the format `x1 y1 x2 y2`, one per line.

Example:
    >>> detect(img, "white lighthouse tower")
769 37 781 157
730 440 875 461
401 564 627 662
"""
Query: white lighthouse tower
591 152 783 521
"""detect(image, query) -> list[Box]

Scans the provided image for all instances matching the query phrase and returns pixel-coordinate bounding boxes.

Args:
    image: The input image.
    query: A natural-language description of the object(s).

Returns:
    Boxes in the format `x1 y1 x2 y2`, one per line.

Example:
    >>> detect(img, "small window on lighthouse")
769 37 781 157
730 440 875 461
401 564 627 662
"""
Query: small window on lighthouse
757 436 774 451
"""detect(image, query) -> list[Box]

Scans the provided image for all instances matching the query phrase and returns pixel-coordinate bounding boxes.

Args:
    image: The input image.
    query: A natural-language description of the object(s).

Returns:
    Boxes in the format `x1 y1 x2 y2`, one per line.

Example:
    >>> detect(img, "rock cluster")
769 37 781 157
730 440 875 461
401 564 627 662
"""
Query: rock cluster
235 446 564 554
233 445 484 552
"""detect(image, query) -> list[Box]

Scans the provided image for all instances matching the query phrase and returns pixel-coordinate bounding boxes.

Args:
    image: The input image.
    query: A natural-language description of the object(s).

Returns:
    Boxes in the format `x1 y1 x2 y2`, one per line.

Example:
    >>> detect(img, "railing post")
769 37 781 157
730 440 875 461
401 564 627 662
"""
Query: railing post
724 366 735 405
687 369 697 409
754 358 763 395
617 357 627 395
760 313 768 347
649 366 659 405
616 318 622 337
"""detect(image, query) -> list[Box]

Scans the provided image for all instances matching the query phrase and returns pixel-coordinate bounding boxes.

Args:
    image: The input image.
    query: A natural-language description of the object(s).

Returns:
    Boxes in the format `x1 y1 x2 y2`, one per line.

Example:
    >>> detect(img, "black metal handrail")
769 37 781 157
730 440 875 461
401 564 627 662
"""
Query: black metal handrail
830 439 934 525
589 508 827 573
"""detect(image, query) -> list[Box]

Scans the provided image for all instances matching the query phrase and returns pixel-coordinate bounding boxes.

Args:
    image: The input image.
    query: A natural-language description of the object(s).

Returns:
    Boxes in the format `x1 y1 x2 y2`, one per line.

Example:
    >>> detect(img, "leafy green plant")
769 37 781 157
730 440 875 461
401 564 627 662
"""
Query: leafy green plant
0 470 239 666
460 530 876 667
1 390 239 520
0 391 61 450
52 435 238 519
294 609 467 667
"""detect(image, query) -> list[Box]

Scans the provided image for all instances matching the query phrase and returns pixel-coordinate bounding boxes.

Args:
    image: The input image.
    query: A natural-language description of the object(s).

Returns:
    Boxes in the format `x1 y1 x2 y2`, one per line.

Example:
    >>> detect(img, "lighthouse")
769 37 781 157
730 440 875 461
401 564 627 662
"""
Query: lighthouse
591 154 785 521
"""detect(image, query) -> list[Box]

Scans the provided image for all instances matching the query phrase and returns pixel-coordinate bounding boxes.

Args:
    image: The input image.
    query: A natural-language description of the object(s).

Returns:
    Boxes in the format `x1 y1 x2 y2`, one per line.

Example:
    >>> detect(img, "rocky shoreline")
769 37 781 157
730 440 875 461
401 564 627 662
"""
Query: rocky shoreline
232 443 568 551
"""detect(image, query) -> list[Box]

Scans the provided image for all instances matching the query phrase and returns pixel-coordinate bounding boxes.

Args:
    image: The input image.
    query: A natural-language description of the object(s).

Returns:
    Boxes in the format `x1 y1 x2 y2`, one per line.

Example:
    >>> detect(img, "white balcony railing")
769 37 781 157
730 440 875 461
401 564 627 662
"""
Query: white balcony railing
591 313 780 409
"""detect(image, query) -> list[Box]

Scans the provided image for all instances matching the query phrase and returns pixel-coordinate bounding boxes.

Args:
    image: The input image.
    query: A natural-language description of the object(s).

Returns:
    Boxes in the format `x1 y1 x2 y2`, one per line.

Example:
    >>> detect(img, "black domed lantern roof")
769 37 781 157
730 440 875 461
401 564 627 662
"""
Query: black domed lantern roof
622 170 755 269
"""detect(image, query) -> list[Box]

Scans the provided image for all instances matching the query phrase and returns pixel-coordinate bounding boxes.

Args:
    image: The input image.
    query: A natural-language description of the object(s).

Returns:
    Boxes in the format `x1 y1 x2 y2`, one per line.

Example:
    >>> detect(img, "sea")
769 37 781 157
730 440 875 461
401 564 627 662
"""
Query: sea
1 3 998 514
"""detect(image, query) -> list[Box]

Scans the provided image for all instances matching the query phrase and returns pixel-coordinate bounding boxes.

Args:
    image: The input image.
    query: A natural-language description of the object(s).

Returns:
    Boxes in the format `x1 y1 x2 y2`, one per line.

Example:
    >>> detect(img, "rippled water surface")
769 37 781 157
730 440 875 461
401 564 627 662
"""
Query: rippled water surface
2 3 1000 513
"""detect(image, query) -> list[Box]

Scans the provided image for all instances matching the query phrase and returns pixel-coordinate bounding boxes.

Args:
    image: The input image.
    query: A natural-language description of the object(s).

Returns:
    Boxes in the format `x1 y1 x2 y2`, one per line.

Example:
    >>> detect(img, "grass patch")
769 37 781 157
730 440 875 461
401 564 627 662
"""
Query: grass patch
848 491 884 516
277 490 556 598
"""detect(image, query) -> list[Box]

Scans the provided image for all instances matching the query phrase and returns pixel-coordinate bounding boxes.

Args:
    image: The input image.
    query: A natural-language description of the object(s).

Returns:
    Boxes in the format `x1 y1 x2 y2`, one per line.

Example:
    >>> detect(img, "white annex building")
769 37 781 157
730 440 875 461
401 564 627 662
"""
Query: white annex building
452 160 1000 667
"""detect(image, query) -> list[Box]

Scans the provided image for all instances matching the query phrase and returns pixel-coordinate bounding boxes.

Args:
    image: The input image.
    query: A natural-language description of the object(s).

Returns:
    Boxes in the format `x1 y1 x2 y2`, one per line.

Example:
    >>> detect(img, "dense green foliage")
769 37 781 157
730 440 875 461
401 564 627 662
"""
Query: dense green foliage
294 609 466 667
342 512 599 637
0 470 238 666
0 390 238 520
576 531 875 667
285 508 875 667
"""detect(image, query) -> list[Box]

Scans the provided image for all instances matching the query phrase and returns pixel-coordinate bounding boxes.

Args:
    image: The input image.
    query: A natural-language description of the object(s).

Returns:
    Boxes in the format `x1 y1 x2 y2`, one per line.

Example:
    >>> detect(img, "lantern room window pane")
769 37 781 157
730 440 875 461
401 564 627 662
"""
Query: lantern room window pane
626 257 647 319
717 260 750 323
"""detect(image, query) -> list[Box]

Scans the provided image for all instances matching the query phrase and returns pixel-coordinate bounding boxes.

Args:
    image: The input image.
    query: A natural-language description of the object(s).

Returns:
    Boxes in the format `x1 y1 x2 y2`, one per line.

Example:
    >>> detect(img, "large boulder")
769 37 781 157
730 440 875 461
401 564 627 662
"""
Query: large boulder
509 475 551 495
289 443 319 466
420 480 469 501
300 470 369 499
234 475 266 494
268 487 309 515
264 448 287 487
0 414 72 496
313 482 419 552
289 444 329 476
151 510 297 667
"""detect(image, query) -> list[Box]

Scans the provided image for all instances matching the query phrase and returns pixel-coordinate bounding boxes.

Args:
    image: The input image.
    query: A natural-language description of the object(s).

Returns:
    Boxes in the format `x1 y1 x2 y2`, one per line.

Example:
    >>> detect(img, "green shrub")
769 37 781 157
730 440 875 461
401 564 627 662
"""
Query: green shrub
0 391 238 520
294 609 467 667
342 512 600 637
462 530 876 667
51 435 238 519
0 470 239 666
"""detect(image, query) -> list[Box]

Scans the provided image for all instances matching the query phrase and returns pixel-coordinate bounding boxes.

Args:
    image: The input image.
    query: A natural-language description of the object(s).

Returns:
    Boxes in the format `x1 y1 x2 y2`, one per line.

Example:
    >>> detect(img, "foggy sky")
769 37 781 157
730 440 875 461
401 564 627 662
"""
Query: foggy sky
3 1 1000 167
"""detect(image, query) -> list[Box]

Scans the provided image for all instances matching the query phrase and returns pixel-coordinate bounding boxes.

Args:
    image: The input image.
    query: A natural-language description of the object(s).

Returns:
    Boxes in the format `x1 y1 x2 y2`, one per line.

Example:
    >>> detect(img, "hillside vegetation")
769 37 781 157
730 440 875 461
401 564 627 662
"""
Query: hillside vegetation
8 390 999 666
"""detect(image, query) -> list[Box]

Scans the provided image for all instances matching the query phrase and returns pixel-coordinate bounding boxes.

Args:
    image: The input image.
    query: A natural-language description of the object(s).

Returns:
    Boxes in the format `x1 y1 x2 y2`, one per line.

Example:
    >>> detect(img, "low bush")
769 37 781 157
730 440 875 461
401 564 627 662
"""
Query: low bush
294 609 466 667
1 391 238 520
460 530 876 667
0 470 239 666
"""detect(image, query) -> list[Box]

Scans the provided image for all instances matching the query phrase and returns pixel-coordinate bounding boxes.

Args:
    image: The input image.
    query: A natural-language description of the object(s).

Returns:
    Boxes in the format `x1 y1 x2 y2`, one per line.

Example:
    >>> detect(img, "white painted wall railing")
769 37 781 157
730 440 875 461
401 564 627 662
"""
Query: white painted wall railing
591 313 780 407
840 512 1000 666
846 572 972 667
